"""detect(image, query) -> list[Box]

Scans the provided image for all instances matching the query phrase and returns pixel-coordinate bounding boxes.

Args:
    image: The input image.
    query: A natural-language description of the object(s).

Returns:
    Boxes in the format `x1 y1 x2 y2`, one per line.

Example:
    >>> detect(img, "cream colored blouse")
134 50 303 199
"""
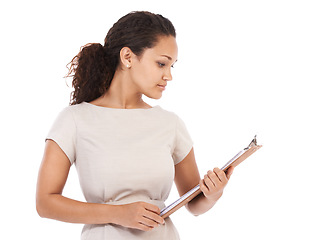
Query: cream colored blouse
46 102 193 239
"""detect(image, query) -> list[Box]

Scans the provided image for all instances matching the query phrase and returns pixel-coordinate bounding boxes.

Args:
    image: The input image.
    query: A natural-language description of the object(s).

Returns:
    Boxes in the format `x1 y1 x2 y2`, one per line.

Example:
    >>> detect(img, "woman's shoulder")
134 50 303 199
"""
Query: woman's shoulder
157 106 186 125
156 105 177 117
54 102 91 120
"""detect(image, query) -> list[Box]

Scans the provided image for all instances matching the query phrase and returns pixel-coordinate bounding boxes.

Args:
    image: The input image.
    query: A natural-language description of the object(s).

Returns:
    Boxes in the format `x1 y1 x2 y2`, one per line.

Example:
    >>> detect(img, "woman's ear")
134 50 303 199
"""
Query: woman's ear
119 47 134 69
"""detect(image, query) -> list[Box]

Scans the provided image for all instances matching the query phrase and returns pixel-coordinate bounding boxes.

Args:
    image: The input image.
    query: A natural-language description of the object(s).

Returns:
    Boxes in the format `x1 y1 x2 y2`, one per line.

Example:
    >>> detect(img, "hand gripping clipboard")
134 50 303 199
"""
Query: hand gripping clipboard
160 135 262 219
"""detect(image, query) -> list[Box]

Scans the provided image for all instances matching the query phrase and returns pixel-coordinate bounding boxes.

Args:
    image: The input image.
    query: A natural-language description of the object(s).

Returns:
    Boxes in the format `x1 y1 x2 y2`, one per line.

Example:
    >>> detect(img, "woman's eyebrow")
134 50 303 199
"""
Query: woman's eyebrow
161 54 178 63
161 54 172 60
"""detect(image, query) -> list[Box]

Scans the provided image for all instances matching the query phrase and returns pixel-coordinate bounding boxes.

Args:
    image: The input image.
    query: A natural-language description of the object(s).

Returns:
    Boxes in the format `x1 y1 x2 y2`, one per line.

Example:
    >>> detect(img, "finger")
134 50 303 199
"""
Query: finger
226 166 234 179
143 203 161 215
200 179 209 193
137 222 153 231
143 210 165 225
139 215 160 228
203 174 215 190
208 169 224 186
213 168 228 182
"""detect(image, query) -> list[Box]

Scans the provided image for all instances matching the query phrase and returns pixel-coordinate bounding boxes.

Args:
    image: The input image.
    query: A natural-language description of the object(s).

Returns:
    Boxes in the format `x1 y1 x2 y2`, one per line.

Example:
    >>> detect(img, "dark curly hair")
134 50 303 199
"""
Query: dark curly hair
65 11 176 105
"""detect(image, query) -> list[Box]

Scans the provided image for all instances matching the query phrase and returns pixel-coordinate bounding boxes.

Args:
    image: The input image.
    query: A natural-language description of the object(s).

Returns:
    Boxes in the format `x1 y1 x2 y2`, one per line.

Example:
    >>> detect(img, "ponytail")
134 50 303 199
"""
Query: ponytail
66 43 113 105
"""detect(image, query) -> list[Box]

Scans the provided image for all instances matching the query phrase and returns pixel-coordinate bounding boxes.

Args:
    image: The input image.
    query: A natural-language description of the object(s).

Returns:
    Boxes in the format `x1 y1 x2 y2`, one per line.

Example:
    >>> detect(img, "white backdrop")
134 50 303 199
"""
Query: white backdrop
1 0 331 239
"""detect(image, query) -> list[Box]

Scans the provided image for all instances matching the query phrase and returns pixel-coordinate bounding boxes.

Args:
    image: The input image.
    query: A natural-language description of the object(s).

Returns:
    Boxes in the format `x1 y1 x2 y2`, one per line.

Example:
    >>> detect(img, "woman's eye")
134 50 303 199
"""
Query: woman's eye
158 62 166 67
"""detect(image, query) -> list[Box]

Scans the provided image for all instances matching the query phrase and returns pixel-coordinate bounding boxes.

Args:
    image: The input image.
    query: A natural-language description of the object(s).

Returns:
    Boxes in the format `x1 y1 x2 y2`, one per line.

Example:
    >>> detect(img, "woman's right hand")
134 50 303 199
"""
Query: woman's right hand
113 202 165 231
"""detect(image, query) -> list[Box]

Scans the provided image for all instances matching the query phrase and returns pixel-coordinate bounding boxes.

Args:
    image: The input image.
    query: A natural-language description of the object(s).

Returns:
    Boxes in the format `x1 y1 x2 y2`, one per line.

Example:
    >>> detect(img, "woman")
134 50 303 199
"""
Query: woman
36 11 234 239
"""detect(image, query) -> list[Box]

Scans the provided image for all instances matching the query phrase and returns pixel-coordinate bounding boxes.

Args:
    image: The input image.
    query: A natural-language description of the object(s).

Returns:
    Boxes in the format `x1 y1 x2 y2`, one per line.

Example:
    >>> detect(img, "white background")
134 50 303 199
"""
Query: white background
1 0 331 239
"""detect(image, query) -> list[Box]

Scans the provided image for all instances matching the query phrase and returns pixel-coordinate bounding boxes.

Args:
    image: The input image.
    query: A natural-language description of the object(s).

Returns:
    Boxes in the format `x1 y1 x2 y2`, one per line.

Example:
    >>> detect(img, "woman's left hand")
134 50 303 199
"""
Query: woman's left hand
199 166 234 202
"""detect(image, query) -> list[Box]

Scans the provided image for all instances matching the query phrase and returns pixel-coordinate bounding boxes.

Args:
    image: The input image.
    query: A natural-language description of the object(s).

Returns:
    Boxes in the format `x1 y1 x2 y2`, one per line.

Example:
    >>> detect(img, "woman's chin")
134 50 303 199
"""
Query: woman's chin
144 91 163 100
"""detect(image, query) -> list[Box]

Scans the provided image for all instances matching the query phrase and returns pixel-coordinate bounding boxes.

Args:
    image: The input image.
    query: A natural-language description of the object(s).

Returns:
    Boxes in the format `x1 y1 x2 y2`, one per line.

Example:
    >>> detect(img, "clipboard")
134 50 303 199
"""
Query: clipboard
160 135 262 219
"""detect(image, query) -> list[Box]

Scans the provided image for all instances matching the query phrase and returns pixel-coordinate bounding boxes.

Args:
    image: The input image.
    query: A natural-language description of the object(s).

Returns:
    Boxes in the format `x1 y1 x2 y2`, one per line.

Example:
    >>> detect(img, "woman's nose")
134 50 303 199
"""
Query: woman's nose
163 68 173 81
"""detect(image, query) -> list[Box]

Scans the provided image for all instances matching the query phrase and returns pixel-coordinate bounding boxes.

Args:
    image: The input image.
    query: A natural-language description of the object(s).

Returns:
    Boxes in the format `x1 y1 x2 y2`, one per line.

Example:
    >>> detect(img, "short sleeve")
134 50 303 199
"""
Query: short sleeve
172 115 194 165
46 107 76 165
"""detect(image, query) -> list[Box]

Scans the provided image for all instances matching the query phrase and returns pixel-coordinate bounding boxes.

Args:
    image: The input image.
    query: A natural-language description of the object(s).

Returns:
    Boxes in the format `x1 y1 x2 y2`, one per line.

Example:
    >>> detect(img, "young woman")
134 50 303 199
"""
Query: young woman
36 11 234 239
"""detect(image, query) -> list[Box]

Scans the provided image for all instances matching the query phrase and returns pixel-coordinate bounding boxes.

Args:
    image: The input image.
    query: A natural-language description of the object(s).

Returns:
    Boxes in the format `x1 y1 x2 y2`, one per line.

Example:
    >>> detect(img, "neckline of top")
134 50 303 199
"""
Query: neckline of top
82 102 160 111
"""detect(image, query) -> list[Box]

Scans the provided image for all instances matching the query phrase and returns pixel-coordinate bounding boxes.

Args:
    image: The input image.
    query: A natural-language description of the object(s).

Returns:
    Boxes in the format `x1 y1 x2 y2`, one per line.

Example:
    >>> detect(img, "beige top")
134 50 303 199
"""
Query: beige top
46 102 193 240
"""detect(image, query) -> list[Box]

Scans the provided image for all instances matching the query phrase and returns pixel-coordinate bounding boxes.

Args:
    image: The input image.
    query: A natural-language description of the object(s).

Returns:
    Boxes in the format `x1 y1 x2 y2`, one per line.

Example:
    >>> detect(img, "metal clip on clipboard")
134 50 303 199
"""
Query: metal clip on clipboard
160 135 262 219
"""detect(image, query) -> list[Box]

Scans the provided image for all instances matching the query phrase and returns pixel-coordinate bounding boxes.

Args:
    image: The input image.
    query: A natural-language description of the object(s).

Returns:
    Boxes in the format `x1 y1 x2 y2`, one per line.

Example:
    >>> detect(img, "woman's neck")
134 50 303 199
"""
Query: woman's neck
89 70 151 109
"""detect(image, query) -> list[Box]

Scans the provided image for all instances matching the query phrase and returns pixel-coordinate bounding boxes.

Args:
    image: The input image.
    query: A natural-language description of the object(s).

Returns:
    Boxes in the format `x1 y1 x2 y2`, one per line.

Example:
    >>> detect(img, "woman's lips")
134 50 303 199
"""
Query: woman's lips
157 85 166 90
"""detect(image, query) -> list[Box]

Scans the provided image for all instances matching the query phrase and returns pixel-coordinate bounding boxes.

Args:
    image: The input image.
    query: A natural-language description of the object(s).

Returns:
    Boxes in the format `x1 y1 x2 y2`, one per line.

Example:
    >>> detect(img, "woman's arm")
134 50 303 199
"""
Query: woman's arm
174 147 234 216
36 140 164 231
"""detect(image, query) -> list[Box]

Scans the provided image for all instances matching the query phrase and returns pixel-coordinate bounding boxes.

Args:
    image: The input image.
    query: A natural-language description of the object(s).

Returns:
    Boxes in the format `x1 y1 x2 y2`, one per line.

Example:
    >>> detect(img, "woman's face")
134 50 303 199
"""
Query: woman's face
129 36 178 99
